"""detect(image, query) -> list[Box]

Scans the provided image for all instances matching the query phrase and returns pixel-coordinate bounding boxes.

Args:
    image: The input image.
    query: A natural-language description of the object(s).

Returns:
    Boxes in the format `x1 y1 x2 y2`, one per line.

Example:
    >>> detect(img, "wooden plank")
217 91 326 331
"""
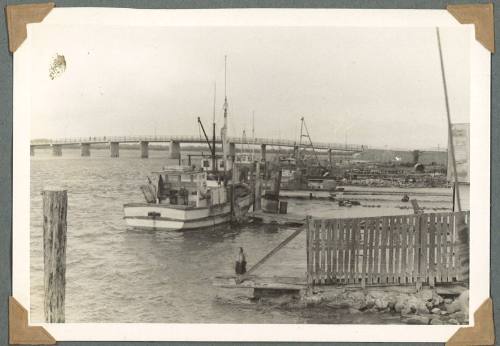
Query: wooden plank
380 216 388 284
420 214 429 284
443 214 450 283
435 214 443 283
428 213 436 287
306 217 311 286
413 214 420 284
331 220 339 283
351 219 358 285
450 213 456 281
319 220 326 283
361 220 368 287
366 218 377 284
372 218 380 284
239 227 304 283
314 220 320 283
349 219 357 284
401 216 408 284
394 216 401 284
387 217 394 283
338 219 345 283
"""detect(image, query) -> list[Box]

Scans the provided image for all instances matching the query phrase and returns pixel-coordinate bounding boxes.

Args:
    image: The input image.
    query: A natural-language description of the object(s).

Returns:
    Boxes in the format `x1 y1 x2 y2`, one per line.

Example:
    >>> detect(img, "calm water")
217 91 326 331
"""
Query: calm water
30 148 454 323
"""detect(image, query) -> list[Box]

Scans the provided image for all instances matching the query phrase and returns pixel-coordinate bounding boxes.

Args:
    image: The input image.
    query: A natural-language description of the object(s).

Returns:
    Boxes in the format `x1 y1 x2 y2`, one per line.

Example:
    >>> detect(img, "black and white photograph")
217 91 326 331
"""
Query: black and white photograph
10 7 491 343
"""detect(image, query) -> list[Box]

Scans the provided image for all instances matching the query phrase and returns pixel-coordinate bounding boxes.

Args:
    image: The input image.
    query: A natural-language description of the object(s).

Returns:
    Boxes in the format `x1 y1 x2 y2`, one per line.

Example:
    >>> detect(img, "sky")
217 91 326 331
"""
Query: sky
29 24 470 150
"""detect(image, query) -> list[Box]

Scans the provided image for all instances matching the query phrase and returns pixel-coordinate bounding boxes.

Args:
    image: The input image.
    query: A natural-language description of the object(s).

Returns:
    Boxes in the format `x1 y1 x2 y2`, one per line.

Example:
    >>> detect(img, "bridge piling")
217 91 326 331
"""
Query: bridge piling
169 141 180 160
110 142 119 158
140 141 149 158
81 143 90 157
52 145 62 157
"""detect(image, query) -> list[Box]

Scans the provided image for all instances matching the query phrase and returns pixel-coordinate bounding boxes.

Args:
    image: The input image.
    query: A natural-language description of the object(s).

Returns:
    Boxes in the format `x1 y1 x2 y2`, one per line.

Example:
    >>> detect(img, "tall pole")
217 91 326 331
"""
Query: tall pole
436 27 461 212
436 27 468 284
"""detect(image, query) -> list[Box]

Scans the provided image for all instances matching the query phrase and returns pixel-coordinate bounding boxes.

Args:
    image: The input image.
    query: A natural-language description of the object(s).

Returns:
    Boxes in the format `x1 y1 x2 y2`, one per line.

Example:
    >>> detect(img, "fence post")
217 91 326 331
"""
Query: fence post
42 188 67 323
411 200 423 291
456 212 469 284
306 216 313 294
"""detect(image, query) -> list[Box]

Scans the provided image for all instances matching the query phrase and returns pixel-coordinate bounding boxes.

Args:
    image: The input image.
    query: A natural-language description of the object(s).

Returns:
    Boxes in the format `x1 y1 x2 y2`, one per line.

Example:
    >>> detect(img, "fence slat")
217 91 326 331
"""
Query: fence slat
429 213 436 287
338 219 345 283
372 218 380 285
435 214 443 283
380 217 388 284
332 220 339 283
401 217 408 284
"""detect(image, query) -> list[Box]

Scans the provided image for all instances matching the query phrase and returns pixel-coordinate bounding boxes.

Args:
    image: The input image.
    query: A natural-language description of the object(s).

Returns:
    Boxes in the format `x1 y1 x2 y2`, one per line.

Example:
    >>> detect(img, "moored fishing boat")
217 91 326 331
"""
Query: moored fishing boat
123 166 252 231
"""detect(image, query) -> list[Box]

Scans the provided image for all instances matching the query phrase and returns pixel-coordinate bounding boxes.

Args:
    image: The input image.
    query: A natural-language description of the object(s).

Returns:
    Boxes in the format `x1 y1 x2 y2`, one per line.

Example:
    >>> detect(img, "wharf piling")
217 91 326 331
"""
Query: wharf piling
42 188 67 323
254 162 261 211
81 143 90 157
110 142 119 158
140 141 149 158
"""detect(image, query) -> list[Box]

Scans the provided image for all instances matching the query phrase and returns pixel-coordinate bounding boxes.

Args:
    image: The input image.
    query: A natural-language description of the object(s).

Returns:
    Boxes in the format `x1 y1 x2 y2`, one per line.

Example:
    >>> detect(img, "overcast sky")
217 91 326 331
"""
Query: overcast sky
29 25 470 149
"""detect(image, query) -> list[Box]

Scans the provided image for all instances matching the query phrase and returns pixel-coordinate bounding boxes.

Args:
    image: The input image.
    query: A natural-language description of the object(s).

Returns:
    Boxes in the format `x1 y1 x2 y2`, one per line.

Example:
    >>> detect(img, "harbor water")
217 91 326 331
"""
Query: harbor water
30 149 457 323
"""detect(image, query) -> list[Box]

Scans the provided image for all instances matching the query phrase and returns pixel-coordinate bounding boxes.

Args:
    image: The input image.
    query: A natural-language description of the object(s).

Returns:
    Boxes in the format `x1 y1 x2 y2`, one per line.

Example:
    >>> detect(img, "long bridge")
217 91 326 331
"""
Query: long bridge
30 135 365 159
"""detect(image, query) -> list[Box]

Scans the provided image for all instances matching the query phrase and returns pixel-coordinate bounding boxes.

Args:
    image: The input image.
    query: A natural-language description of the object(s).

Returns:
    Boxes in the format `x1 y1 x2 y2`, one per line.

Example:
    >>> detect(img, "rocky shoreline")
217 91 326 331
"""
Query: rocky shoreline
255 285 469 325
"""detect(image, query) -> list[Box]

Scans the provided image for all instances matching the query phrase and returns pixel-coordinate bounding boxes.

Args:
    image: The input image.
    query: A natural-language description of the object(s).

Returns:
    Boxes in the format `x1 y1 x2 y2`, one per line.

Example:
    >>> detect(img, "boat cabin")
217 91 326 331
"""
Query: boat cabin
153 166 227 208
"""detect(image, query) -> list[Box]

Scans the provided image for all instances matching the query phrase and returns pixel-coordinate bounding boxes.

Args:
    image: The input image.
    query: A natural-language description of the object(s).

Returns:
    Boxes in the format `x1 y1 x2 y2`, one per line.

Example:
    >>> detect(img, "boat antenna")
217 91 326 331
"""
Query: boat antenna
212 82 217 172
252 111 255 158
222 55 229 173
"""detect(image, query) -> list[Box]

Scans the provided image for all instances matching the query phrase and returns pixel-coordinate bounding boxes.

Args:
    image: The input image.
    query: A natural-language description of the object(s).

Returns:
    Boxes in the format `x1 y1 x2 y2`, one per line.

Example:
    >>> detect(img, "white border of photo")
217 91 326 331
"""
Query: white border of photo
13 8 490 342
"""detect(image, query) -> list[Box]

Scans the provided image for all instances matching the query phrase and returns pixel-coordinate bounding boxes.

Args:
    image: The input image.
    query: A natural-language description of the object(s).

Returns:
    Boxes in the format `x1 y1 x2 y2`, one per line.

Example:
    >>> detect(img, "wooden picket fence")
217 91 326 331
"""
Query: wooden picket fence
306 211 469 287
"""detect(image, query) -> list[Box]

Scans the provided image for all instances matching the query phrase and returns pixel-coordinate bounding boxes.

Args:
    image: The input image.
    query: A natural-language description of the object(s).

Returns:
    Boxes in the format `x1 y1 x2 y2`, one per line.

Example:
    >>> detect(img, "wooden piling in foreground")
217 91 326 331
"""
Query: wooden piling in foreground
42 188 67 323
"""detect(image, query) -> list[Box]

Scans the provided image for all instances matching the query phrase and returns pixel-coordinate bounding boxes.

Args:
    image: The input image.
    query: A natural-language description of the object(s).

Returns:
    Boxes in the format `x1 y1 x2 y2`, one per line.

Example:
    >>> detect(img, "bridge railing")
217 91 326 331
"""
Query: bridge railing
30 135 365 151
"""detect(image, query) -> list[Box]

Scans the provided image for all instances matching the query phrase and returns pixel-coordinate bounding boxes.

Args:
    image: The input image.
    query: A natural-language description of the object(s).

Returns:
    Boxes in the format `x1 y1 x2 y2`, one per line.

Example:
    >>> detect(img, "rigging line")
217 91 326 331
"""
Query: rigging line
436 27 462 212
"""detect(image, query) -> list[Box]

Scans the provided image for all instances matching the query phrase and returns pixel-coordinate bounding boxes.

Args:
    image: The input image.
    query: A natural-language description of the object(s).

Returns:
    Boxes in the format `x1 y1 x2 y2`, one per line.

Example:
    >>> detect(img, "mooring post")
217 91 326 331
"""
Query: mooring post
254 162 261 211
42 188 67 323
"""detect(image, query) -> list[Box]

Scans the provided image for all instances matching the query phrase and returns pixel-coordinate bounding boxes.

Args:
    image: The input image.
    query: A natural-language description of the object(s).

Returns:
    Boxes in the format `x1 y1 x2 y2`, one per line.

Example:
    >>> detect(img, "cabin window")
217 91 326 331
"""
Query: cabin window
203 160 210 168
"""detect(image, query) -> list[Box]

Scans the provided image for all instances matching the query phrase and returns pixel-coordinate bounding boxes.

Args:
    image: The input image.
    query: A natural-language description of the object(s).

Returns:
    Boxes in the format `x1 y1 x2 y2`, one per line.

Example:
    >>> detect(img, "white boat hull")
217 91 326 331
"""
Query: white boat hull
124 196 251 232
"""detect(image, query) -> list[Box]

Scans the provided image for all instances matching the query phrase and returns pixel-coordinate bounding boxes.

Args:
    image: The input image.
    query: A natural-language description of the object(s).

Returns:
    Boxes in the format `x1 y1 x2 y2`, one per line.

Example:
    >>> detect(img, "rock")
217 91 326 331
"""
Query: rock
457 290 469 315
403 316 430 325
348 307 361 314
444 298 453 304
394 301 405 313
431 292 444 306
431 308 441 314
419 289 433 301
375 298 389 310
448 319 459 325
446 301 462 314
430 318 445 325
449 312 468 324
426 301 434 310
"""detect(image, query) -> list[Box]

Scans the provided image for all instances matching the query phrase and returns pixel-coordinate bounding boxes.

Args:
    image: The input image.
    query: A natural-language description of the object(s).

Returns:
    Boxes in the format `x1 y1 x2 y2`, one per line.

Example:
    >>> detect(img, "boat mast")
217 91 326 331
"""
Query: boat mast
212 82 217 172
